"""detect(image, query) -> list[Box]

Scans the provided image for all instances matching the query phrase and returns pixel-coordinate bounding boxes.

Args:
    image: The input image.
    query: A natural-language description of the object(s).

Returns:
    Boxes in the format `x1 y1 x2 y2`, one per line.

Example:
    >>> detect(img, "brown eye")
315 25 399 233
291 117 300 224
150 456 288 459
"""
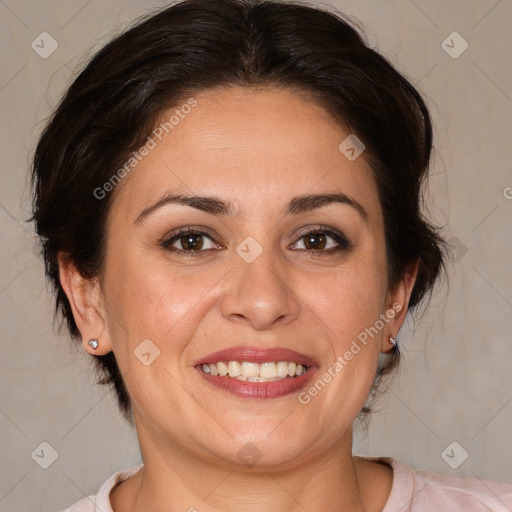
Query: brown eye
177 233 205 251
292 228 351 254
162 228 219 255
303 232 328 250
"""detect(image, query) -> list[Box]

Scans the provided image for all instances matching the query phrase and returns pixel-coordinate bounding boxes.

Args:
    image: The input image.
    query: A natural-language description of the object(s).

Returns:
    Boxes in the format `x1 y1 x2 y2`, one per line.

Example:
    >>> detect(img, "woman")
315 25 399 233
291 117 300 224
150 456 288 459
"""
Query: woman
31 0 512 510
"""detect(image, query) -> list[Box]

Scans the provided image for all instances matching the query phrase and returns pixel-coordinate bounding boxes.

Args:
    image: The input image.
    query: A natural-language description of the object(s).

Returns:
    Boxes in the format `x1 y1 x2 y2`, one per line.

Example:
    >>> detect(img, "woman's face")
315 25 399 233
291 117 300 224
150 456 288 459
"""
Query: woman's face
95 87 407 468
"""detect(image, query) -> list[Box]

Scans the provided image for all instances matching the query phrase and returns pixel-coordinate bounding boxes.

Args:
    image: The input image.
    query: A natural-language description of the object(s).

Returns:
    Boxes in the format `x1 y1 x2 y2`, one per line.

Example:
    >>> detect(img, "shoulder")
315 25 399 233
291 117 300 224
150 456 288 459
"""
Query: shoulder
366 456 512 512
57 464 143 512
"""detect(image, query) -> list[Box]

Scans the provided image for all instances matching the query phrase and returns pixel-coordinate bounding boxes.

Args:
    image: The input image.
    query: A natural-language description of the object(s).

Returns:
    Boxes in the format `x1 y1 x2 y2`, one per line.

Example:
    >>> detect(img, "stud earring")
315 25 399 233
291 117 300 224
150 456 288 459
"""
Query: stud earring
389 336 397 346
88 339 99 350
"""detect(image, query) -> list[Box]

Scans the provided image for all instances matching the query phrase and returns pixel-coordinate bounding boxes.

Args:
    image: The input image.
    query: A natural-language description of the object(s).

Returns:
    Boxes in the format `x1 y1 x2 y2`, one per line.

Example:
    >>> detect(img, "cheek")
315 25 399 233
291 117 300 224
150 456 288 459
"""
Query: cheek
300 266 388 412
103 251 217 353
305 257 388 343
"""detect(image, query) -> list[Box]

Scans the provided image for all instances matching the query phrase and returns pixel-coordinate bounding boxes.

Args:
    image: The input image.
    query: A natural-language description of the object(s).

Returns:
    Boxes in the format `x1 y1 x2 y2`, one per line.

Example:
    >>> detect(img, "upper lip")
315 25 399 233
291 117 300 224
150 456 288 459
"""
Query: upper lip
194 345 317 367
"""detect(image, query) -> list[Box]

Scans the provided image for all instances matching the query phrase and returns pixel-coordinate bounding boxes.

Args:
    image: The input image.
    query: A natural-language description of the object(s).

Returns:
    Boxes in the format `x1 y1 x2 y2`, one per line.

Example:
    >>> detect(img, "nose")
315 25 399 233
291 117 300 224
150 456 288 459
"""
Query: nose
220 248 301 331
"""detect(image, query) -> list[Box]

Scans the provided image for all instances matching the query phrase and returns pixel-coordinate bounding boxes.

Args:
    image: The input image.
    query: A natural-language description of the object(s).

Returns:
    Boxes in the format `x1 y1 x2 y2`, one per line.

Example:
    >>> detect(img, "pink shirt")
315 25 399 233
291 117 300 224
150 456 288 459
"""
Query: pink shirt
61 457 512 511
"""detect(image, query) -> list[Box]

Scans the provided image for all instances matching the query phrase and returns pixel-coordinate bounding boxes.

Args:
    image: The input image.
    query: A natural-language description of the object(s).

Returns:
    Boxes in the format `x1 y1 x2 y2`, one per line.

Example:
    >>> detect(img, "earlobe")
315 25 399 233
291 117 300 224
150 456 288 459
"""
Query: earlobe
58 252 113 355
381 258 420 353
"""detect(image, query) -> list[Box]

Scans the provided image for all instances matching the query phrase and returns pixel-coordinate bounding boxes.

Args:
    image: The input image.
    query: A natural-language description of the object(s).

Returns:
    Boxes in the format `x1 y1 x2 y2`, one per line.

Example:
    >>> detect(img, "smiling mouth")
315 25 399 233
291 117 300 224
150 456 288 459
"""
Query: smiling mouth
199 361 308 382
194 346 316 398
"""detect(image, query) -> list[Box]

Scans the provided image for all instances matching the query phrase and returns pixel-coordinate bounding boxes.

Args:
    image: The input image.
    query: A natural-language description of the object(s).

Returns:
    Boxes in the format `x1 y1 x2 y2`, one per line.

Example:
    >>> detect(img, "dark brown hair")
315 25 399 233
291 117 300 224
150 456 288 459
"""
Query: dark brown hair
31 0 445 423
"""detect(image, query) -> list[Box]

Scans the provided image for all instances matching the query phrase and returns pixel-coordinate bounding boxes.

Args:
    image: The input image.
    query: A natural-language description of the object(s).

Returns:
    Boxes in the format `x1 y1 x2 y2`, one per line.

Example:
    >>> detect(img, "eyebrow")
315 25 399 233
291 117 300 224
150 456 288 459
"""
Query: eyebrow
134 191 368 223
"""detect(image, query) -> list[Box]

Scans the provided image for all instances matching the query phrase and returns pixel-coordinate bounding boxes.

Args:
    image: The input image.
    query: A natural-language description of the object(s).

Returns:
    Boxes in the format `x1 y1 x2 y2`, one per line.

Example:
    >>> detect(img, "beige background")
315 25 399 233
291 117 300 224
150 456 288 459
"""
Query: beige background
0 0 511 510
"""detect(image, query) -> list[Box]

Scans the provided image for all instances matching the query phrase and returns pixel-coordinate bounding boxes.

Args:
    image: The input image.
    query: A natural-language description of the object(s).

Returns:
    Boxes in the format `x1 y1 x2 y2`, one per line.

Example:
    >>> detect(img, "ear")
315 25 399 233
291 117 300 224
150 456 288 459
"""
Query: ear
381 258 420 353
58 252 113 356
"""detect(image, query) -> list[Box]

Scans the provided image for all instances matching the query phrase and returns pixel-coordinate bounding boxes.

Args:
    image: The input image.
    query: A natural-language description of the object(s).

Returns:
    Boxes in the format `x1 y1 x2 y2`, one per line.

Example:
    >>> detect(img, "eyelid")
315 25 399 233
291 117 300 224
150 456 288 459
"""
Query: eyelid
163 225 221 244
289 225 351 251
161 226 223 256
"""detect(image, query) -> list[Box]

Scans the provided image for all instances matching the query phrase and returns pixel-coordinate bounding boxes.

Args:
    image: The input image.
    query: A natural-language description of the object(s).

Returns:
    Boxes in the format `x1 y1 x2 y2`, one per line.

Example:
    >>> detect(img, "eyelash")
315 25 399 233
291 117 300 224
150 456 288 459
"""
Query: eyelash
161 226 351 258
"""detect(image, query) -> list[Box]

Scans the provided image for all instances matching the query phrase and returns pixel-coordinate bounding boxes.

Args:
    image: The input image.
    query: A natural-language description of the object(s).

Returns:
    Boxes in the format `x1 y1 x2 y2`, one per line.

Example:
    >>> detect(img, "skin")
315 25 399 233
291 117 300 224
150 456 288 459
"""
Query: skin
59 86 418 512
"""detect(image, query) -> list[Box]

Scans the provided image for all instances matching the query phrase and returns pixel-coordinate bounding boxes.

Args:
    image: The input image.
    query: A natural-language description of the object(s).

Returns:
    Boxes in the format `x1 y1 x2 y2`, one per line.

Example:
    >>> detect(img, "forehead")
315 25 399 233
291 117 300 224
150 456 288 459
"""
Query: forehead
110 86 380 223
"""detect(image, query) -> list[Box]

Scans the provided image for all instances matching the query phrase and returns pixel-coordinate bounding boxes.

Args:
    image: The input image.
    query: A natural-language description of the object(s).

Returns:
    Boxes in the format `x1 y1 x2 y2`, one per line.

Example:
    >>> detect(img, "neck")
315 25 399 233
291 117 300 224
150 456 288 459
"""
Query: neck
112 419 373 512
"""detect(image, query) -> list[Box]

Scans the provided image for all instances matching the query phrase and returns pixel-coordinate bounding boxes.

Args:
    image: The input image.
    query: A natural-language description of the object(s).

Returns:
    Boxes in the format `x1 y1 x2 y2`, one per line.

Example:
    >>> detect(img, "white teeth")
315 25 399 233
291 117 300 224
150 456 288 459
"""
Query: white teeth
277 361 289 378
260 362 277 379
241 361 259 378
228 361 241 377
201 360 308 379
246 376 280 382
217 361 228 376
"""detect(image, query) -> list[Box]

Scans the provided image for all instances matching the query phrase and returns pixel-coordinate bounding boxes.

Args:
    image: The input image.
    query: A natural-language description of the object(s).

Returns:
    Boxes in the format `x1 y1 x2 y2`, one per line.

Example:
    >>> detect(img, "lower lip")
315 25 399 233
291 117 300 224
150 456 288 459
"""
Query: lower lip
196 367 317 399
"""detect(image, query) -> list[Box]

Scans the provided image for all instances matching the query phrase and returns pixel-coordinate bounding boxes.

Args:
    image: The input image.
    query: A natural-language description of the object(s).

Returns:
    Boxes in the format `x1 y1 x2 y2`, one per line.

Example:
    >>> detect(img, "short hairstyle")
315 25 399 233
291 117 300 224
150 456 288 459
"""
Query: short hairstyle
31 0 446 422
